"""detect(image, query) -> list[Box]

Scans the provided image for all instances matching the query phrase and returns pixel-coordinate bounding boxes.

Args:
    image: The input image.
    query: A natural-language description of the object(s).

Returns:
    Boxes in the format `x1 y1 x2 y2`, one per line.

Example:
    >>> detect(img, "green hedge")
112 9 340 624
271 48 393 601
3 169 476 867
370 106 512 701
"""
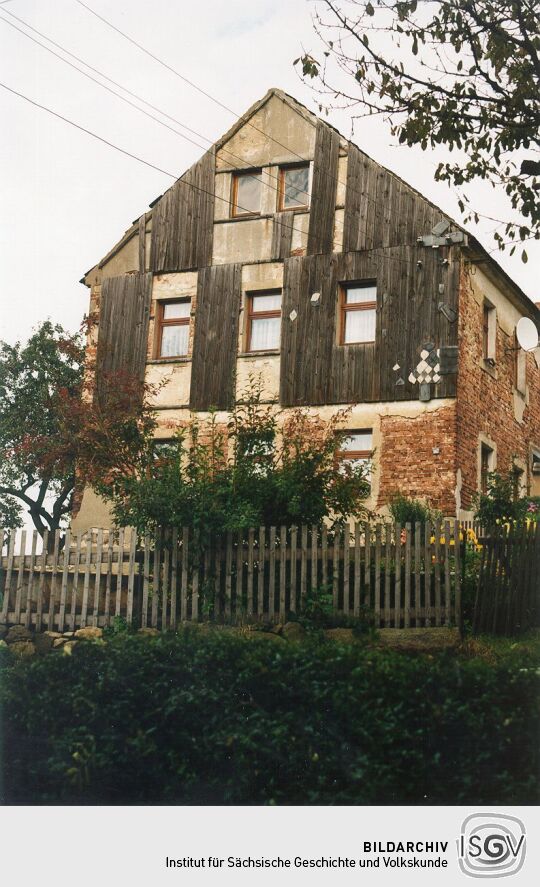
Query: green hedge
1 632 538 804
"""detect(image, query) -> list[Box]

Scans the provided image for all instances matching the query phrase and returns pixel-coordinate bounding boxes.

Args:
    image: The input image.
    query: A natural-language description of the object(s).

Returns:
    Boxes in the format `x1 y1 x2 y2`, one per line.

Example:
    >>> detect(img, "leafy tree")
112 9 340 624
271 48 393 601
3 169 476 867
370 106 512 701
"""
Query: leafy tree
296 0 540 257
78 378 372 535
0 322 84 535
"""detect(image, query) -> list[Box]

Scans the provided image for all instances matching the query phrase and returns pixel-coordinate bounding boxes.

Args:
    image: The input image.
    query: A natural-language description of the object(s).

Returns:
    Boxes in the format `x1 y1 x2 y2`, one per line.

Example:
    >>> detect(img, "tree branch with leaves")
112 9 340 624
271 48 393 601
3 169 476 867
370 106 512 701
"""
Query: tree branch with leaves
296 0 540 260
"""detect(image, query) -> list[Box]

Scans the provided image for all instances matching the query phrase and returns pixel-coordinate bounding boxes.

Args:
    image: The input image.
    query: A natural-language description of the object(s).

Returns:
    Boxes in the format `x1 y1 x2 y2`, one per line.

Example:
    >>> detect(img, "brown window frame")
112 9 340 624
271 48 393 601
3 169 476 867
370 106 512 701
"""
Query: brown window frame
246 290 282 353
339 281 377 345
336 429 373 477
231 169 262 218
155 299 191 359
278 162 310 212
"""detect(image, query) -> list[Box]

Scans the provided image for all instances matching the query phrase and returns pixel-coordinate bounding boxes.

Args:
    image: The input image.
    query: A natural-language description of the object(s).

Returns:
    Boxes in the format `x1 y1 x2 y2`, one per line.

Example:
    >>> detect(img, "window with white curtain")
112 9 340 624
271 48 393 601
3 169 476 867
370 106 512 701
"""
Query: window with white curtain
246 291 282 351
340 282 377 344
157 300 190 357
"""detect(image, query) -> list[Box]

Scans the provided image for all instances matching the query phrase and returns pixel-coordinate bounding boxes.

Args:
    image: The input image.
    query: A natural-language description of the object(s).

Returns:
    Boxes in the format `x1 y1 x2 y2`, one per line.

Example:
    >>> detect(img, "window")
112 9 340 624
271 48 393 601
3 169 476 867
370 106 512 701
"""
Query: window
482 301 496 362
246 291 282 352
480 443 494 495
340 282 377 344
231 170 262 217
156 300 190 358
152 439 178 465
338 430 373 482
279 164 310 211
240 435 274 476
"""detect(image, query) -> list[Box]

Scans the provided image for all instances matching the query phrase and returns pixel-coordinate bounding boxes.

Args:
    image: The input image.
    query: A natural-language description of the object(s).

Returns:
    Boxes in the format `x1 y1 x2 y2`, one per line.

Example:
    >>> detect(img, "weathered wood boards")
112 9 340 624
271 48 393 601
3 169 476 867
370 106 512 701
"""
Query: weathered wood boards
307 121 341 255
280 246 459 406
95 272 153 401
150 149 215 273
343 144 450 252
0 522 463 629
189 262 242 410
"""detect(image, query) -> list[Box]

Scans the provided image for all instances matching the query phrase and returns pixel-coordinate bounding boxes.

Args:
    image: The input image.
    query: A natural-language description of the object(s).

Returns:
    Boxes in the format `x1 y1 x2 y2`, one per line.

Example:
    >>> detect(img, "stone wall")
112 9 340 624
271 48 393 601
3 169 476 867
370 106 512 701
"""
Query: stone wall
377 403 457 514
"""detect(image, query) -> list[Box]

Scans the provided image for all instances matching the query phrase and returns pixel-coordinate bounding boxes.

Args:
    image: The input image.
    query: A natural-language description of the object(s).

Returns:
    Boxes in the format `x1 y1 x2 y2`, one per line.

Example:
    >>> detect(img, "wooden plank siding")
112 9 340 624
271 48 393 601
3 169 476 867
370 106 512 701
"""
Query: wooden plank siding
307 121 341 255
189 262 243 410
95 272 153 402
279 246 459 406
270 212 294 261
150 149 215 273
343 146 451 253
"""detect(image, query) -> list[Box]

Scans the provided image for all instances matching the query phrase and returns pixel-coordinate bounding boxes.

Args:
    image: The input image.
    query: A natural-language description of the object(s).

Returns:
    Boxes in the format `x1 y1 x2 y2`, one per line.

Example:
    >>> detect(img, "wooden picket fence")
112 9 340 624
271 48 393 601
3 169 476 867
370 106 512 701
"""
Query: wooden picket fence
473 522 540 636
0 522 462 631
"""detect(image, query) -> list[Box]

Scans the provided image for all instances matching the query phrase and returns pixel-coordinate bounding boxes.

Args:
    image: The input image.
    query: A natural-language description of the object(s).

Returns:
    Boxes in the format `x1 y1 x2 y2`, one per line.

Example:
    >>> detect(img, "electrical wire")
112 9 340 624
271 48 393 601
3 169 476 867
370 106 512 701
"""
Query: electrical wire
0 79 440 269
73 0 379 209
1 4 368 219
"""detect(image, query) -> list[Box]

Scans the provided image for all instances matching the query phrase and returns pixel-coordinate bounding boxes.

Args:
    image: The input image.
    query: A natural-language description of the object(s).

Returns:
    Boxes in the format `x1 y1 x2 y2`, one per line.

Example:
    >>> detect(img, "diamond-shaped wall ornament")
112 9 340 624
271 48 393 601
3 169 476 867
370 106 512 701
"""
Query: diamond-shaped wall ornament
417 360 428 373
310 292 321 305
433 374 441 383
408 372 417 385
420 349 429 360
393 363 400 372
395 377 405 386
427 351 439 368
289 309 298 321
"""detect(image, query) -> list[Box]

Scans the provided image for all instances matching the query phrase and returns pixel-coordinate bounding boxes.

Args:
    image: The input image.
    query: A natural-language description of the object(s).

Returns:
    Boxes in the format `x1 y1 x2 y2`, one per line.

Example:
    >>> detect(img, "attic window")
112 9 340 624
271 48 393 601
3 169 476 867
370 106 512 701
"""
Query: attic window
232 170 262 217
279 164 310 210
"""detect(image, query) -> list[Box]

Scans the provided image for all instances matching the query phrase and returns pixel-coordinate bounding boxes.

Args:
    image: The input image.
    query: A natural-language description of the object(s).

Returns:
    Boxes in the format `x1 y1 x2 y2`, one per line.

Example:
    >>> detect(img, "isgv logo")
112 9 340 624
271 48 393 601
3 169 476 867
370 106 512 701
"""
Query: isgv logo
458 814 526 878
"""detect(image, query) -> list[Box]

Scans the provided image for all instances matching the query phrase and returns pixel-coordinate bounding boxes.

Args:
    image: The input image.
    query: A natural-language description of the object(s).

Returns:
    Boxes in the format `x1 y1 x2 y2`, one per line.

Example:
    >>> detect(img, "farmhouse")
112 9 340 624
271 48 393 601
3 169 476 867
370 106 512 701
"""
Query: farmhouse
74 88 540 531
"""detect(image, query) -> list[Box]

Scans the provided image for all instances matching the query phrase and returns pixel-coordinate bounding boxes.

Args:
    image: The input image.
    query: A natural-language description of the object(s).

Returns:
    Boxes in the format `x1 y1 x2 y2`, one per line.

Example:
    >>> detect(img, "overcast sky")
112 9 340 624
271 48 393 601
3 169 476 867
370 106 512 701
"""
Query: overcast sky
0 0 538 350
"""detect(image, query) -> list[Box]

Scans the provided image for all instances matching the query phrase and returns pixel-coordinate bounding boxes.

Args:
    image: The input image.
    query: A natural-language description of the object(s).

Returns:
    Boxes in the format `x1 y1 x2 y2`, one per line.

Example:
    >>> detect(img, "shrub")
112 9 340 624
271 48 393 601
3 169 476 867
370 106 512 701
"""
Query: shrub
1 632 538 805
388 493 442 525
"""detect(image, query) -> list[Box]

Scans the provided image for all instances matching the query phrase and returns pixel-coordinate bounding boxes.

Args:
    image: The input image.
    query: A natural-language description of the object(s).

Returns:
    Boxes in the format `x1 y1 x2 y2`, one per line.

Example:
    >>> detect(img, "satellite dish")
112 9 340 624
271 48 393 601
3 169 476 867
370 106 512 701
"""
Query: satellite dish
516 317 539 352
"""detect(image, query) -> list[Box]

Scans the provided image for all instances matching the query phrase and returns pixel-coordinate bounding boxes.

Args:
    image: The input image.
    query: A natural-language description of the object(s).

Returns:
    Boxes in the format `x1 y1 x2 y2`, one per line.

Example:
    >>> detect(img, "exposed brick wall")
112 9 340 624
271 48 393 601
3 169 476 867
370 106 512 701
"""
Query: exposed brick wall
377 403 457 515
456 264 540 511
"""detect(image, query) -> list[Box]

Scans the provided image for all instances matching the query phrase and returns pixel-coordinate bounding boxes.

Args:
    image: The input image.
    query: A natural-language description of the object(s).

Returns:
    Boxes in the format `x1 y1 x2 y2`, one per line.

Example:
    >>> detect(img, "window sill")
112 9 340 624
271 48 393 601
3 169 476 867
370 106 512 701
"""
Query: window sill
147 357 191 365
238 350 280 358
215 210 310 225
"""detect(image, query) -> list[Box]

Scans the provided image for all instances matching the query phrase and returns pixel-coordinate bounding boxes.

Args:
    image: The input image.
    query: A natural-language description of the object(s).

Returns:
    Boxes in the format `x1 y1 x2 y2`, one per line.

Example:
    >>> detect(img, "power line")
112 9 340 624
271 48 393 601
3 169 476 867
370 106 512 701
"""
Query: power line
0 78 314 244
0 80 180 178
0 81 438 269
7 1 416 224
73 0 441 223
73 0 366 205
0 7 316 212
